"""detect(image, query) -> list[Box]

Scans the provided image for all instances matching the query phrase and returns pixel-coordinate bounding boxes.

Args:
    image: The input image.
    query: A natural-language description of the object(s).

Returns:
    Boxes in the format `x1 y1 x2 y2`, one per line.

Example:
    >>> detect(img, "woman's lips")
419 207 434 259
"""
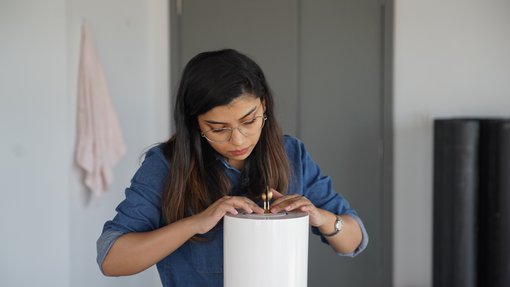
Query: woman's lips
229 147 250 157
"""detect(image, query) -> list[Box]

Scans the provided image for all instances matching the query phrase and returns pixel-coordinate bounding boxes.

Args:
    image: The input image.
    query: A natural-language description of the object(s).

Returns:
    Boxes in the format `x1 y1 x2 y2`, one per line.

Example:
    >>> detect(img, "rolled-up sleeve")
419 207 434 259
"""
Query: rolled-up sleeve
286 136 369 257
96 146 169 272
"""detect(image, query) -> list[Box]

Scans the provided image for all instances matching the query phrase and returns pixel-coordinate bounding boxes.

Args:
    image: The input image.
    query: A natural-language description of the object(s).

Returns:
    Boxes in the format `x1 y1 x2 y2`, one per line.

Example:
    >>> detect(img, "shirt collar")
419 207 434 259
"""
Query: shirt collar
215 154 241 174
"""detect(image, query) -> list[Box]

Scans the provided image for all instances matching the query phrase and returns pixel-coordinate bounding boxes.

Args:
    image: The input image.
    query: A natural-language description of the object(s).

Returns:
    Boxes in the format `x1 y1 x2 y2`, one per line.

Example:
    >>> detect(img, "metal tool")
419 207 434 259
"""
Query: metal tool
262 188 273 213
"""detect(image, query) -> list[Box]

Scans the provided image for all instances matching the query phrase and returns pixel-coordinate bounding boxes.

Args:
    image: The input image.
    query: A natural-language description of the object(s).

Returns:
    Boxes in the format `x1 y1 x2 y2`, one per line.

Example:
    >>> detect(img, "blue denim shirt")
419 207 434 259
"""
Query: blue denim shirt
97 135 368 286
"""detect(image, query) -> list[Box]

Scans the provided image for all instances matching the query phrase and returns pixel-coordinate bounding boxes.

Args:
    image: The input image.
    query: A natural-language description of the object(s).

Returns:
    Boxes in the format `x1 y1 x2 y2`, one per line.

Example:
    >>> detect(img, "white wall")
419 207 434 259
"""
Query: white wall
0 0 169 286
393 1 510 286
1 1 69 286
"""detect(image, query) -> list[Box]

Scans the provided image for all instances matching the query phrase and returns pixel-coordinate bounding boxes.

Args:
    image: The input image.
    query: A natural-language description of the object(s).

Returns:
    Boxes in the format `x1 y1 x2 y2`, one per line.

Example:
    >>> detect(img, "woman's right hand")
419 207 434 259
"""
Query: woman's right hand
191 196 265 234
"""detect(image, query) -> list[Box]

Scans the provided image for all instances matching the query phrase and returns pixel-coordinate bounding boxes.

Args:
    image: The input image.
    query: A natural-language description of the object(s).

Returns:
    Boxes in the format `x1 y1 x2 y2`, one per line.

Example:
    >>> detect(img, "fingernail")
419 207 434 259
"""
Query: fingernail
285 206 291 211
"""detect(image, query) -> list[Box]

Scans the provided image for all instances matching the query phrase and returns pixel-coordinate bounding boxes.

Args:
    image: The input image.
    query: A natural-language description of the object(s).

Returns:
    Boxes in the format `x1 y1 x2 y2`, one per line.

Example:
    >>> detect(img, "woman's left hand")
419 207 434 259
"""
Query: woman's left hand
269 188 326 227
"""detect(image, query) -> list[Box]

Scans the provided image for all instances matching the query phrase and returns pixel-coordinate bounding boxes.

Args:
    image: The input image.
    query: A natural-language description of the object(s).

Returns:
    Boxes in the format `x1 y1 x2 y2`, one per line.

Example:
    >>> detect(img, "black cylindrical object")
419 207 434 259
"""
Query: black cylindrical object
477 119 510 287
433 119 479 287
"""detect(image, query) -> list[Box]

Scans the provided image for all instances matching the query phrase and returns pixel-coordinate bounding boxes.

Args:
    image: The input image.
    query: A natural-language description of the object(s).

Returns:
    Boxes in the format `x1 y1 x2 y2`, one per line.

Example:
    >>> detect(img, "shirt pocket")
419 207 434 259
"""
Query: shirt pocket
190 224 224 274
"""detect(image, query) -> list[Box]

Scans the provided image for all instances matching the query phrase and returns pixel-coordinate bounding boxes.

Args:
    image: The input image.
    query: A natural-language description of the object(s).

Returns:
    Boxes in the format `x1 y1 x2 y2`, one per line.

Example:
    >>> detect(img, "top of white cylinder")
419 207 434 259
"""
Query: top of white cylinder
226 211 308 220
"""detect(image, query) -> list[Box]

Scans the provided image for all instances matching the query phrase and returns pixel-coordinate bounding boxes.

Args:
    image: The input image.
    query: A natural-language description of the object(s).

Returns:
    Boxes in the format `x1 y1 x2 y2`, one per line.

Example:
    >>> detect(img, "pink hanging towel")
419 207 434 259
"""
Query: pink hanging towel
75 23 126 196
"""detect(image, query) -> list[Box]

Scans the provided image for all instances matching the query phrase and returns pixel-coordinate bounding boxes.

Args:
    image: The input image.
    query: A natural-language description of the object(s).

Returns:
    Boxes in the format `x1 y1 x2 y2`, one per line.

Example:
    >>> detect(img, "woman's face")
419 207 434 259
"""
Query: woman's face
197 94 265 170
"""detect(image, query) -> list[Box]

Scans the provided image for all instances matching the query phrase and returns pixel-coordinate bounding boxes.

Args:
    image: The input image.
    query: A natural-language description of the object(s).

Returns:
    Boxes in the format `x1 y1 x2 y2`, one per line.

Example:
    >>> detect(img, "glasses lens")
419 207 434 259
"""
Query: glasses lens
203 115 266 143
238 115 265 136
205 128 231 143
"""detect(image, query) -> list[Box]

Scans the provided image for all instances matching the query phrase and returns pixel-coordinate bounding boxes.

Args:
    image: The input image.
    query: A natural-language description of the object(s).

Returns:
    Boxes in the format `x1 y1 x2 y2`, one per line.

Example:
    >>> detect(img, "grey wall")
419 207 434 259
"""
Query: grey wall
0 0 169 286
1 1 70 285
393 1 510 286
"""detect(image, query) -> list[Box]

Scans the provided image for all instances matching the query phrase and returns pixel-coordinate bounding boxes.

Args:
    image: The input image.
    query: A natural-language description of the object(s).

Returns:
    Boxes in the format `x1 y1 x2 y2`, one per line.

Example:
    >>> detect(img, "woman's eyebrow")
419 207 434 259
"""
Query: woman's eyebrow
204 106 258 125
239 106 258 120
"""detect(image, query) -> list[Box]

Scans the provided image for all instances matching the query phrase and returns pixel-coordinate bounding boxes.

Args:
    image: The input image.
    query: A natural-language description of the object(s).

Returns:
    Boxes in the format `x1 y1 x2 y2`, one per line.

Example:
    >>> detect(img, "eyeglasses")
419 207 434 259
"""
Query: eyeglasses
201 114 267 143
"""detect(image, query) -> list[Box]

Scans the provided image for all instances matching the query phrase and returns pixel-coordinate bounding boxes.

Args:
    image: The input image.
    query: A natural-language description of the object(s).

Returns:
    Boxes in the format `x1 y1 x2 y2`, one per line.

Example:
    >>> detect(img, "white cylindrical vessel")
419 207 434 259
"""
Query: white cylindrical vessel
224 212 309 287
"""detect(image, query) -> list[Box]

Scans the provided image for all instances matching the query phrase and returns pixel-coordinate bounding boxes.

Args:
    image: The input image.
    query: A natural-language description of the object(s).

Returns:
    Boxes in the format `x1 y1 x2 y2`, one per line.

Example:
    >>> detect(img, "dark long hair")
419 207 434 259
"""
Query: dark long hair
161 49 290 225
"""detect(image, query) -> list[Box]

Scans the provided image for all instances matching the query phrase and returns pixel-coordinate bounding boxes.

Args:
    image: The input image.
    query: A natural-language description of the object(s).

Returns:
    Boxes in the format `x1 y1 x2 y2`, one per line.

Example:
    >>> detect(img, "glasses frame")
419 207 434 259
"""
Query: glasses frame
201 114 267 143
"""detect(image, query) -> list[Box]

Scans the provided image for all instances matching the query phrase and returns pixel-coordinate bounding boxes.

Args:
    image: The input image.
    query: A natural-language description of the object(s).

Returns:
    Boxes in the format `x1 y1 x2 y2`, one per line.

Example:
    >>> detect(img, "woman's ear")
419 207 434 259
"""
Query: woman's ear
261 99 266 112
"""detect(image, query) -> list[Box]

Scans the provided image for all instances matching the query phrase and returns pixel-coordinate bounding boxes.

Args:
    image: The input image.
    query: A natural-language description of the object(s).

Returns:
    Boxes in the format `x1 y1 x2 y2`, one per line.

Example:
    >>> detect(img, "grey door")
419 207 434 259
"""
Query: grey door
172 0 299 135
171 0 391 286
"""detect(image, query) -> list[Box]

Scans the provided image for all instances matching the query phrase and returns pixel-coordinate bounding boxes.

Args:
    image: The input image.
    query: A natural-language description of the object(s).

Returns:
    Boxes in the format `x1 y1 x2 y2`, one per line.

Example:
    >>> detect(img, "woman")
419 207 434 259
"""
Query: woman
97 49 368 286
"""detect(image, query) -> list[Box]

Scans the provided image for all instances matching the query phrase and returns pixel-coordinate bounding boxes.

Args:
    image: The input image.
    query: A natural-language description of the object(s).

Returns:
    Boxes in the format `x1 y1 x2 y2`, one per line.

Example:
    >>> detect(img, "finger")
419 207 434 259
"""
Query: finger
227 197 260 214
271 194 301 207
270 188 284 199
272 196 309 213
251 203 265 214
269 196 295 212
237 196 265 213
270 196 301 213
273 194 301 207
211 206 229 219
243 198 265 214
225 206 238 215
284 196 312 211
300 204 314 212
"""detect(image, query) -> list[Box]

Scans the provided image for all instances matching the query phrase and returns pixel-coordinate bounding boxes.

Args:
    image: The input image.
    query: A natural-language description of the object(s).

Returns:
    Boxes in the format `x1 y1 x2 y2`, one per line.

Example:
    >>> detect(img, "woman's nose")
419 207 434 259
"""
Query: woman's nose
229 127 245 146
